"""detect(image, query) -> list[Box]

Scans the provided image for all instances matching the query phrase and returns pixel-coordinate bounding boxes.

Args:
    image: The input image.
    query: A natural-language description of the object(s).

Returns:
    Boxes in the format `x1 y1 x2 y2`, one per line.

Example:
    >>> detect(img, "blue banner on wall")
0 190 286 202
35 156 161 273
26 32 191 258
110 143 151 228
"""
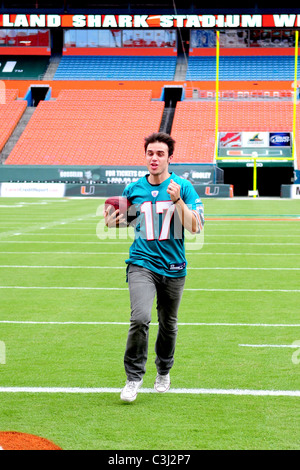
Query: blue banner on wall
269 132 291 147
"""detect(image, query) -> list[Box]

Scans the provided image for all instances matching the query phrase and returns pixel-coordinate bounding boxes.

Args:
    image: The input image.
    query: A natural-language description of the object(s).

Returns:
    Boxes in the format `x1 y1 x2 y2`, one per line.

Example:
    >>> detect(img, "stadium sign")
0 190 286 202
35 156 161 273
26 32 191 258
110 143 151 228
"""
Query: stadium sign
0 164 221 185
1 14 300 29
291 185 300 198
269 132 291 147
0 182 233 198
219 132 292 148
281 184 300 198
0 182 65 197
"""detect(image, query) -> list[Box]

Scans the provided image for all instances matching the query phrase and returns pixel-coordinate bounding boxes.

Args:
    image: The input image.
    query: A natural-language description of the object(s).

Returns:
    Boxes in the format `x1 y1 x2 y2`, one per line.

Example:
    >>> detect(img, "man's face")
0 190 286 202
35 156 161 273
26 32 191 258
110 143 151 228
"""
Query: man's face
145 141 172 177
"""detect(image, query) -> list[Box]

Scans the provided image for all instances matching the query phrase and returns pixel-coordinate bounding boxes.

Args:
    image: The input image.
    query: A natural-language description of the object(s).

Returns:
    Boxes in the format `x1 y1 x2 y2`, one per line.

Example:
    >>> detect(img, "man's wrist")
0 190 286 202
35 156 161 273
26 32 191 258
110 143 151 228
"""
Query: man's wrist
173 197 181 205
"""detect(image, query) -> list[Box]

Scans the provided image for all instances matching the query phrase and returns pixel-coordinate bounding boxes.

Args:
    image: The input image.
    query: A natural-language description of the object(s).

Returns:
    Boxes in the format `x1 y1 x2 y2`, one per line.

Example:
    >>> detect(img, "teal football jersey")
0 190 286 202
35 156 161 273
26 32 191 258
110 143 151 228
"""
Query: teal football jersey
122 172 204 277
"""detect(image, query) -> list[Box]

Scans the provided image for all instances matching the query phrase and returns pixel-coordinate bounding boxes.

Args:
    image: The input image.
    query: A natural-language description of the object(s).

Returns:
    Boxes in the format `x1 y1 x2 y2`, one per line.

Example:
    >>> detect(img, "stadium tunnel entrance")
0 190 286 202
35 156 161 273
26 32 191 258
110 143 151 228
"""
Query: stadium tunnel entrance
222 166 294 197
162 86 184 108
26 85 51 107
160 86 184 134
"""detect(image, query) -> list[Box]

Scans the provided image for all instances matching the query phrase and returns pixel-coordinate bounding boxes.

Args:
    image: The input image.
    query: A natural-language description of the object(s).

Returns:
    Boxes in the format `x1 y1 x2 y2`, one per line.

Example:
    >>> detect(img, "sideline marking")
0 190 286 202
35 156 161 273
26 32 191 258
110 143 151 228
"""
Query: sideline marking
0 386 299 397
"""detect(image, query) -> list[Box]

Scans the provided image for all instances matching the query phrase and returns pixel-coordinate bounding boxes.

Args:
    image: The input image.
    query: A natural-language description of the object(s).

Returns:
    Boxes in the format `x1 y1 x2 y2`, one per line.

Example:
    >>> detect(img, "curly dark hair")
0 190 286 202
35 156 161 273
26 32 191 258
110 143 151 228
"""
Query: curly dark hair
144 132 176 157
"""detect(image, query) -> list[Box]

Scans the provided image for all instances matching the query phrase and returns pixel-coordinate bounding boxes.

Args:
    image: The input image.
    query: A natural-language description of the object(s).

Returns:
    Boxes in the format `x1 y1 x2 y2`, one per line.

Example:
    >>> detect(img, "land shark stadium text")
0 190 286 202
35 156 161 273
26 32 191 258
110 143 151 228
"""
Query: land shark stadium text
2 14 300 28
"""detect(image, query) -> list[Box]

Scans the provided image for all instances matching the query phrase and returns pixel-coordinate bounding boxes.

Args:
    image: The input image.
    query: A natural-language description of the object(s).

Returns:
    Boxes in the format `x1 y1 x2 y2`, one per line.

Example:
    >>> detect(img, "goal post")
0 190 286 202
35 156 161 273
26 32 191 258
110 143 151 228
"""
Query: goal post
215 152 294 198
215 30 220 162
213 29 298 197
292 30 299 162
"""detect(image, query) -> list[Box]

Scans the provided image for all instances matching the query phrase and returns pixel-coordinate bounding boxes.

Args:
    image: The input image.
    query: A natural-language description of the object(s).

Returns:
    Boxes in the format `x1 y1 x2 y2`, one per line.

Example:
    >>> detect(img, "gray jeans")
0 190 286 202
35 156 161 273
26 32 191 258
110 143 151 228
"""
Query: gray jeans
124 264 186 381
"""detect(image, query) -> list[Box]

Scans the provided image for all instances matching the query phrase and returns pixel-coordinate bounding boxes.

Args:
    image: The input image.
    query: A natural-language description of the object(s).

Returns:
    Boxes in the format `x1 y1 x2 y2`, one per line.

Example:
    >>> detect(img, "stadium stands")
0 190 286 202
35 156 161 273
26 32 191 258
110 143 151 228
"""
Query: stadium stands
171 101 295 163
5 89 165 165
0 89 27 153
1 37 299 170
3 92 298 167
187 56 299 81
53 56 177 80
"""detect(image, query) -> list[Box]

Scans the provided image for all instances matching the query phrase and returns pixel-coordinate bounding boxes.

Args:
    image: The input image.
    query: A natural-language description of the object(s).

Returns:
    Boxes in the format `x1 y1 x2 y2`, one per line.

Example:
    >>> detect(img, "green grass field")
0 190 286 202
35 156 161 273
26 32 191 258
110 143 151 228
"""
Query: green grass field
0 197 299 450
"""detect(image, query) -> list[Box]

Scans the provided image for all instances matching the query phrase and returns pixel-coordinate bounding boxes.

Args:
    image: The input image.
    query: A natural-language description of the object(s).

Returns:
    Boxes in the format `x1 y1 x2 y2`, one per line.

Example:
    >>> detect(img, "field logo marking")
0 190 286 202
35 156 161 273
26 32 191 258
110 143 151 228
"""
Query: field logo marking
292 340 300 365
0 341 6 365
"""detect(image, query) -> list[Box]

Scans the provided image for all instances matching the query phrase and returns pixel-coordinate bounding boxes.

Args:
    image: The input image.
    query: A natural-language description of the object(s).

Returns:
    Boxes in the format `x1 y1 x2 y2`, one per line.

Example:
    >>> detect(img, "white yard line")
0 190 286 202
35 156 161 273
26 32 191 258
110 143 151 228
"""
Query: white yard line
0 252 300 256
0 386 299 397
239 344 299 348
0 265 299 271
3 233 300 237
0 213 97 240
199 234 300 237
0 321 299 327
188 252 300 256
0 241 131 244
0 241 299 246
0 251 129 255
0 265 126 269
199 242 300 246
0 286 299 292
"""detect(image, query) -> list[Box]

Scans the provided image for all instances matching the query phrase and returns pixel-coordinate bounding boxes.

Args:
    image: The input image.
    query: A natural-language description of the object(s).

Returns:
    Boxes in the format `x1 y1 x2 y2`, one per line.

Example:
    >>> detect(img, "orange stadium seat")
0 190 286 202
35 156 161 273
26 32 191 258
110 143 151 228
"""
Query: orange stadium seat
5 90 164 166
0 89 27 153
3 91 299 167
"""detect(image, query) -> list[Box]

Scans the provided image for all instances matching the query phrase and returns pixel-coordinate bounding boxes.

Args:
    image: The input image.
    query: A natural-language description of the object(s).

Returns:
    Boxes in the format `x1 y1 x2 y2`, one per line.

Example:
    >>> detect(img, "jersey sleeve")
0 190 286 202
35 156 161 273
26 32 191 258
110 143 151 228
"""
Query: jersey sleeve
181 180 205 232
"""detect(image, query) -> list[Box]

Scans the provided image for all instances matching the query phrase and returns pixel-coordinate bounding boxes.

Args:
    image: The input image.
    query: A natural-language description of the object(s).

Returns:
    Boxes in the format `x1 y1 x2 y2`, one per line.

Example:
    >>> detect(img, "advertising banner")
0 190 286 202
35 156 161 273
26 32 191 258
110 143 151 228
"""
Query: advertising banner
281 184 300 198
219 132 292 149
219 132 242 148
291 185 300 198
0 182 66 198
242 132 270 148
0 182 233 199
269 132 291 147
64 184 233 198
218 131 293 167
0 164 222 185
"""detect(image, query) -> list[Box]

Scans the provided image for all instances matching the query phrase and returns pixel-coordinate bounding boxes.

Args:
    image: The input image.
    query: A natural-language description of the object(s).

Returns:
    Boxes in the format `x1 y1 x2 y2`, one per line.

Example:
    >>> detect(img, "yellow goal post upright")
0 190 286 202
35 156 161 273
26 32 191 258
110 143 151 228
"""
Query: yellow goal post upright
292 30 299 163
214 29 220 162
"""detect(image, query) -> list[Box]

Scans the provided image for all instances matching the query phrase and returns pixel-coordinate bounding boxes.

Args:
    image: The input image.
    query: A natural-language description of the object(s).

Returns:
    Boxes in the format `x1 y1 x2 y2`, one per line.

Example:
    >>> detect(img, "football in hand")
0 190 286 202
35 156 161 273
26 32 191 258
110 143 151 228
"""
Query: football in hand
104 196 135 225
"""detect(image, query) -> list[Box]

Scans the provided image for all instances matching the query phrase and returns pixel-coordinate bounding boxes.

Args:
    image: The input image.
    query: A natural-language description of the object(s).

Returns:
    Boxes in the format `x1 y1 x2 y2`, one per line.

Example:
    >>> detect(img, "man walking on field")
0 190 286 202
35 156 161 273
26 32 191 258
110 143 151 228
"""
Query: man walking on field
104 132 204 402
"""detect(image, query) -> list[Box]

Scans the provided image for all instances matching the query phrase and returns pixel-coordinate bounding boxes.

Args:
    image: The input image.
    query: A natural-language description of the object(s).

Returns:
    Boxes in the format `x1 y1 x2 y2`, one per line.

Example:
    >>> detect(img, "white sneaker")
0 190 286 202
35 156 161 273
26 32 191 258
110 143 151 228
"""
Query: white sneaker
120 379 143 402
154 373 170 393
